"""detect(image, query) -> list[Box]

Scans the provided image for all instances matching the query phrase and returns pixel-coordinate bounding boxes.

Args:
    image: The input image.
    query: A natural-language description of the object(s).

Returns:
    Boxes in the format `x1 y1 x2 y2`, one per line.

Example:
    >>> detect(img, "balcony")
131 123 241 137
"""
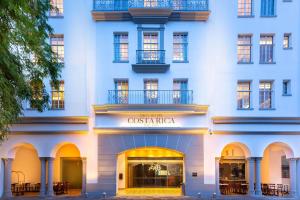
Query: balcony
108 90 193 104
132 50 170 73
93 90 209 114
92 0 210 22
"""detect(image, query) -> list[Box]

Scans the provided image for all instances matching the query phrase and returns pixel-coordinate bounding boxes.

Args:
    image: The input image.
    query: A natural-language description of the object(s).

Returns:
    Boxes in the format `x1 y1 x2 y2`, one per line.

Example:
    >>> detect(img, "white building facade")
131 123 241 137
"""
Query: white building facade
1 0 300 198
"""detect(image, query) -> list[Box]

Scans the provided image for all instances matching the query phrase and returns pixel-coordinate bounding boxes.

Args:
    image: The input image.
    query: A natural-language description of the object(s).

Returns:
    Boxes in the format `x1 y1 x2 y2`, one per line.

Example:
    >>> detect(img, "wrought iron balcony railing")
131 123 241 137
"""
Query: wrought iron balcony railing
93 0 209 11
136 50 165 64
108 90 193 104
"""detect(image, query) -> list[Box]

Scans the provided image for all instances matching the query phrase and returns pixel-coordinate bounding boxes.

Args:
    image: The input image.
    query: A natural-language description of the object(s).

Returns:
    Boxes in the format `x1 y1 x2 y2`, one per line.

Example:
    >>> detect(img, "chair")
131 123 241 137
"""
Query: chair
268 184 276 196
276 184 283 196
261 183 268 195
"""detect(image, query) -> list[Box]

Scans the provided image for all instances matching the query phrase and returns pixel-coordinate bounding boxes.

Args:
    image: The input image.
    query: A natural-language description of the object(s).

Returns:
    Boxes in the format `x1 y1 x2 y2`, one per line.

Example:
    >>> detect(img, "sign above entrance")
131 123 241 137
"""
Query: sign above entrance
125 114 180 128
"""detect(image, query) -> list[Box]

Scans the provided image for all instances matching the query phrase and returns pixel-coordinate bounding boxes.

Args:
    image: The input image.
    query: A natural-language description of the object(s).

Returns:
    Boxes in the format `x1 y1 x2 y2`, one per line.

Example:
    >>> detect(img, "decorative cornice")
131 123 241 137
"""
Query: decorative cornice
10 130 88 135
94 127 208 135
15 116 89 125
212 117 300 125
213 131 300 135
93 104 209 115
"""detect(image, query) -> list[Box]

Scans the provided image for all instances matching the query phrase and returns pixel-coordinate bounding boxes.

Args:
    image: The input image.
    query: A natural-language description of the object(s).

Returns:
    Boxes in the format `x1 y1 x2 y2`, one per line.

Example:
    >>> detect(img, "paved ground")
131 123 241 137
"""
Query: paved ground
1 196 297 200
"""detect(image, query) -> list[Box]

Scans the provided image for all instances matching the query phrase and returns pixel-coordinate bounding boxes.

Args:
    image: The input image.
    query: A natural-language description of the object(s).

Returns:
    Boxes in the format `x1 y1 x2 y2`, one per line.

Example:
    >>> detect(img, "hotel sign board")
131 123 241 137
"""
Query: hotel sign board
126 114 179 128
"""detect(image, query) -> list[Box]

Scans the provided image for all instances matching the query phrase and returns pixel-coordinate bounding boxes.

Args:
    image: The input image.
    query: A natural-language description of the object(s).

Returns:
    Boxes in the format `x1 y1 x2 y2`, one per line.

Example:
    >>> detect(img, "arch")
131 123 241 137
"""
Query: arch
219 142 251 158
262 142 294 159
51 142 81 158
7 142 39 159
118 146 185 157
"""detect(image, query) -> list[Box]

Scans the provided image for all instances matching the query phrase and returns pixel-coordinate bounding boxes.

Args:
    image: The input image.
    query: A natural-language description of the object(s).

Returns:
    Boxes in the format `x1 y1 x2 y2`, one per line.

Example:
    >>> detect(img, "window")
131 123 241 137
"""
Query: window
173 33 188 62
237 35 252 63
261 0 275 16
144 0 158 7
50 0 63 17
114 33 129 62
237 81 251 109
144 79 158 104
173 80 188 104
143 32 159 61
281 156 290 178
51 81 64 109
282 80 291 96
114 79 129 104
283 33 291 49
50 35 64 63
259 81 274 109
29 80 44 109
260 35 274 64
238 0 253 16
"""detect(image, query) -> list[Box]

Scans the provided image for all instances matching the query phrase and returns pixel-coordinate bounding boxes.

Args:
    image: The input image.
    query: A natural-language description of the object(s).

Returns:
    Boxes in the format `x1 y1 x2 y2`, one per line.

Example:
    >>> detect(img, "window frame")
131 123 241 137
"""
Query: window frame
172 32 189 63
237 34 253 64
261 0 276 17
259 34 275 64
259 80 275 110
237 81 252 110
282 80 292 96
283 33 292 50
238 0 254 17
49 0 64 17
50 34 64 64
113 32 129 63
51 80 65 110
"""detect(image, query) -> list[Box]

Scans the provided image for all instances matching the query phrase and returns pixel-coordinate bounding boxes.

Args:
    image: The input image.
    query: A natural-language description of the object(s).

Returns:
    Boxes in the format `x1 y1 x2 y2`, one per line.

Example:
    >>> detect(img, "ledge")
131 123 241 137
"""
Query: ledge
15 116 89 124
132 64 170 73
94 104 209 114
10 130 88 135
212 117 300 124
94 127 208 134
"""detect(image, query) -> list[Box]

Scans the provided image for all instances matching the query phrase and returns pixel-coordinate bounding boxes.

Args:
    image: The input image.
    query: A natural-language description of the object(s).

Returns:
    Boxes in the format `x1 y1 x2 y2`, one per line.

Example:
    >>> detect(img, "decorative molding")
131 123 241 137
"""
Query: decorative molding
15 116 89 125
10 130 88 135
213 131 300 135
94 127 208 135
93 104 209 114
212 117 300 125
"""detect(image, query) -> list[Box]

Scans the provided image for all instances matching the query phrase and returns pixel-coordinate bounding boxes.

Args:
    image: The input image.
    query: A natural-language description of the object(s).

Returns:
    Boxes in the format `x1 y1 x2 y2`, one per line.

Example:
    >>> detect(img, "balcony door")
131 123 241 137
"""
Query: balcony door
143 32 159 63
173 80 188 104
144 79 158 104
114 80 129 104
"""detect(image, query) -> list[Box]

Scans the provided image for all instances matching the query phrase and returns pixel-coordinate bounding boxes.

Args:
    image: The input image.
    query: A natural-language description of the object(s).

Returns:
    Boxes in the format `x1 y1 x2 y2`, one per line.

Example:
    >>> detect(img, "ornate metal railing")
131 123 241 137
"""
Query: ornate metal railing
93 0 209 11
108 90 193 104
136 50 165 64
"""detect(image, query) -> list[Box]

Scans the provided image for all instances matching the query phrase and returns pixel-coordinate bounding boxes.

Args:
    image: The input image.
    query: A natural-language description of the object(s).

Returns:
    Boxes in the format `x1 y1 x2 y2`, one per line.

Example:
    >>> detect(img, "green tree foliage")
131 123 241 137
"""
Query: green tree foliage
0 0 62 142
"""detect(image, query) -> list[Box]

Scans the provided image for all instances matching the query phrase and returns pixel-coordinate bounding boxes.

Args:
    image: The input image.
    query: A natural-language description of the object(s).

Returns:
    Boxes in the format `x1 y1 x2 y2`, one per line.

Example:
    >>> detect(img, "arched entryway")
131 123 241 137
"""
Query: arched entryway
116 147 184 196
261 142 295 197
8 143 40 197
53 143 85 196
218 143 250 195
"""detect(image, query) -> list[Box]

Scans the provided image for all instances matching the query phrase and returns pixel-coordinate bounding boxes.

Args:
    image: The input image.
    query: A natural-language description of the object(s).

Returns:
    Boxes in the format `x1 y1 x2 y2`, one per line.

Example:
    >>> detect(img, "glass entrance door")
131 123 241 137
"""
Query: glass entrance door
128 161 183 188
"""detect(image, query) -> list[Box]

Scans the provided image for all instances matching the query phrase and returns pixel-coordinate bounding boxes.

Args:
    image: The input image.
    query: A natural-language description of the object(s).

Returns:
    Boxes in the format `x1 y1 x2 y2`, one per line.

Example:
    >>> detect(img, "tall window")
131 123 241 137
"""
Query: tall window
50 34 64 63
259 81 274 109
173 33 188 62
144 0 158 7
29 80 43 109
50 0 63 17
237 35 252 63
114 33 128 62
114 79 129 104
173 80 188 104
261 0 275 16
143 32 159 61
144 79 158 104
282 80 291 96
51 81 64 109
283 33 291 49
237 81 251 109
260 35 274 64
238 0 253 16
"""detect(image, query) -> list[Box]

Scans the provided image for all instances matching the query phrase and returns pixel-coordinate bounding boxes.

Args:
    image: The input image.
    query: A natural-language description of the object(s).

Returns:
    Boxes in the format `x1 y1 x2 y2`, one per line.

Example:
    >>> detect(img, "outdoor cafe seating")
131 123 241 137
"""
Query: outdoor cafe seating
260 183 289 196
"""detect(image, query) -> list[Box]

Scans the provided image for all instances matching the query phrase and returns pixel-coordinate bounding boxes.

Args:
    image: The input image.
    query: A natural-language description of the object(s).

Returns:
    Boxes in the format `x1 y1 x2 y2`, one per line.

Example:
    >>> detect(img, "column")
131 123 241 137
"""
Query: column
289 158 297 198
247 157 255 196
47 157 54 196
215 157 221 196
39 157 47 197
3 158 13 198
255 157 262 196
81 157 87 196
296 159 300 197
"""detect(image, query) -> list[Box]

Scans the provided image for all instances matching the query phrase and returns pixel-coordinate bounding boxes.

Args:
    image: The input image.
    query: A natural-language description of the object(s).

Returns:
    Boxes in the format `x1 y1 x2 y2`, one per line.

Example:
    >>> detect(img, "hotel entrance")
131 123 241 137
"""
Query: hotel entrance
117 147 184 196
